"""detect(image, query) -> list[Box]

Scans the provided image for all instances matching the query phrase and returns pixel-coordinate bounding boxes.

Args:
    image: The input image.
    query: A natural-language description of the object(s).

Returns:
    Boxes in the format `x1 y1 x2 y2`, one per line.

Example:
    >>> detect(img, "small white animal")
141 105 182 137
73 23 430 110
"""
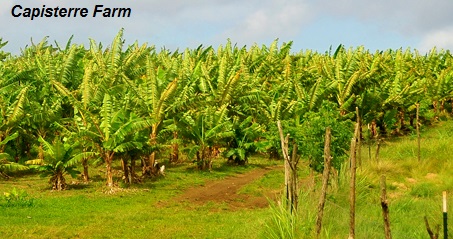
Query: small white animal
159 165 165 176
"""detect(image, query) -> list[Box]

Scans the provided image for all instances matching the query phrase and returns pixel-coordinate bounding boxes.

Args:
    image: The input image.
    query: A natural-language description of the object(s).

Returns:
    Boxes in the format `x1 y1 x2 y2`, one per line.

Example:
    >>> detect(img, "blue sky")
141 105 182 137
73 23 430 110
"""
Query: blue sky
1 0 452 54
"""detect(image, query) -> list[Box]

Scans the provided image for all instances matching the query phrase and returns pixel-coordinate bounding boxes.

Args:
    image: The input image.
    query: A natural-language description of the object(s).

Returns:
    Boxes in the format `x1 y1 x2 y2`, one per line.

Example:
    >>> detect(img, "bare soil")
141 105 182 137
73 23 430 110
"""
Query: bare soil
172 166 281 210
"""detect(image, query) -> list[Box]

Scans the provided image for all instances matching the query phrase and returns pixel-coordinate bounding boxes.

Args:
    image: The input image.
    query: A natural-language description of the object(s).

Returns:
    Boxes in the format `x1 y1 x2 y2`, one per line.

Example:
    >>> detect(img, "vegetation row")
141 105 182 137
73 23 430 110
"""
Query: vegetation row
1 29 452 190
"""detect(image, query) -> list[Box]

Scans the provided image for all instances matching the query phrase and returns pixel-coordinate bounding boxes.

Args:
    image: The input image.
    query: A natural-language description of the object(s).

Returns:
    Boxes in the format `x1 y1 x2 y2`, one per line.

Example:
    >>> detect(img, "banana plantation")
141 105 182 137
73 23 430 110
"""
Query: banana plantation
1 29 452 190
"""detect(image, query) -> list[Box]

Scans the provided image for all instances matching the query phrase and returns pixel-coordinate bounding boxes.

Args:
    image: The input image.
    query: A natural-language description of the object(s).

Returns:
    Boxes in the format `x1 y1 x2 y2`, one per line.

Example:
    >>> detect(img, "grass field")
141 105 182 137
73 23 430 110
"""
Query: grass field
1 121 453 238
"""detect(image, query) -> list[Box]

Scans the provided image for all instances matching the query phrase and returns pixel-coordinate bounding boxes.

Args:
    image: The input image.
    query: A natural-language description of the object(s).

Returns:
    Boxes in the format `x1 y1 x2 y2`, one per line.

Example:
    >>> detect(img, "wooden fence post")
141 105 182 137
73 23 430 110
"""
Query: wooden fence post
375 138 381 163
416 103 421 162
277 120 299 213
424 216 440 239
368 126 372 161
356 107 362 167
381 175 392 239
349 123 359 239
315 127 332 239
444 191 448 239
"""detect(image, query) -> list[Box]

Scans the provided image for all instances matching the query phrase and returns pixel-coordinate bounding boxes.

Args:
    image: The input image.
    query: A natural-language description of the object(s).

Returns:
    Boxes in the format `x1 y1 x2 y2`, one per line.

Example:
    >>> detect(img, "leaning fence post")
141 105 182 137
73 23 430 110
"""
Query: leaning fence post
424 215 440 239
277 120 298 213
349 122 359 239
444 191 448 239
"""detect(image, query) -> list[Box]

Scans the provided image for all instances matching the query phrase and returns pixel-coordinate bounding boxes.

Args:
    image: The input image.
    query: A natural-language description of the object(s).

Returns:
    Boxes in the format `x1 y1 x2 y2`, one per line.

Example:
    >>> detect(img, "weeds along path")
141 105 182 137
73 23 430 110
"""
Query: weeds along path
171 166 282 210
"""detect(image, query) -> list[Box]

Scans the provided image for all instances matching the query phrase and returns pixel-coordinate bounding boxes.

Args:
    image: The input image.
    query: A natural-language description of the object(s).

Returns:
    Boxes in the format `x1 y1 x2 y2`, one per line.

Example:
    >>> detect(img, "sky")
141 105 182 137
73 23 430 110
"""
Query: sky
1 0 453 55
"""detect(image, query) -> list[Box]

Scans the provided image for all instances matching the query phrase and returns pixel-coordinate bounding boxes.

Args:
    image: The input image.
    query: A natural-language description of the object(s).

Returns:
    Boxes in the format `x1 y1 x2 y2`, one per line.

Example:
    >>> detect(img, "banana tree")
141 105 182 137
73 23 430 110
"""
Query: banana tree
0 155 28 179
0 38 9 61
316 46 370 114
26 137 96 190
70 29 151 185
224 116 264 165
424 48 453 115
377 49 424 135
0 74 29 154
53 84 151 187
180 104 233 170
97 94 150 186
0 132 28 178
13 38 85 159
132 53 178 175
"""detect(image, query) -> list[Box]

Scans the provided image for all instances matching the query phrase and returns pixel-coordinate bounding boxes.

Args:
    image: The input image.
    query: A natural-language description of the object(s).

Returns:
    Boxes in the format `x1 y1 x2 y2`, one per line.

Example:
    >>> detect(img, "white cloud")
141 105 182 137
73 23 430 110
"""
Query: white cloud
0 0 13 17
315 0 453 36
219 0 313 45
418 27 453 53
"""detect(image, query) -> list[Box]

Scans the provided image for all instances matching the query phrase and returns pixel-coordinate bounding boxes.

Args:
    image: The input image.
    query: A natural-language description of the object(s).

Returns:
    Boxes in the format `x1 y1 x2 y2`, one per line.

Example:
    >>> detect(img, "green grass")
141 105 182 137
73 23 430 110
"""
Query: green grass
263 121 453 238
315 120 453 238
1 121 453 238
0 157 280 239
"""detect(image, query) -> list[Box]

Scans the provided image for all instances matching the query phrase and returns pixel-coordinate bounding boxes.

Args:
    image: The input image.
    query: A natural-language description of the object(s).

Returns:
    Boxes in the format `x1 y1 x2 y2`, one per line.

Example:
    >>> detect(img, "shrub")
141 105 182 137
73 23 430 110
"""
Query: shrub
2 188 35 207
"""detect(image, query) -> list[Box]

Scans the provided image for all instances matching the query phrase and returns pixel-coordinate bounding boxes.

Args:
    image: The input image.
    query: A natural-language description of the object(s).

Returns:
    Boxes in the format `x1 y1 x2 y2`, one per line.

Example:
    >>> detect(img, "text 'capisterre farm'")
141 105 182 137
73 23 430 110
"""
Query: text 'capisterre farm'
11 5 132 20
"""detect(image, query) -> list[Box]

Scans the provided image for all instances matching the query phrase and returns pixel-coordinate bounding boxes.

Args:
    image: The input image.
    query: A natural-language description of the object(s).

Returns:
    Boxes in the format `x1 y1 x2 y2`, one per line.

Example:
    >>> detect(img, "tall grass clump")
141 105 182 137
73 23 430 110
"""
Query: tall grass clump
263 191 316 238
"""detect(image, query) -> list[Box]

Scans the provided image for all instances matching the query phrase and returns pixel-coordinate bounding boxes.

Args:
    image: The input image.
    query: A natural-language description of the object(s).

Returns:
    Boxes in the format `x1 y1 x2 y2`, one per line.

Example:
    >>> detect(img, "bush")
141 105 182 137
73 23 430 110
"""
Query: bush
2 188 35 207
297 101 354 173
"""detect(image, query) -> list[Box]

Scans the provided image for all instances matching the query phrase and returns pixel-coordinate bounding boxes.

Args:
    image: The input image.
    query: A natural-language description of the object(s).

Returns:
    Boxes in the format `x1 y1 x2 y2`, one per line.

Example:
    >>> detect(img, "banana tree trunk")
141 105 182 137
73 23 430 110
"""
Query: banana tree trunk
81 147 90 182
433 100 438 114
38 143 44 160
26 143 31 159
52 171 66 191
148 152 156 174
398 110 405 133
0 134 4 153
409 114 415 128
131 155 138 183
169 131 179 163
121 157 131 184
206 147 213 170
451 98 453 115
105 151 115 187
370 120 377 138
82 158 89 182
146 124 158 175
196 147 212 170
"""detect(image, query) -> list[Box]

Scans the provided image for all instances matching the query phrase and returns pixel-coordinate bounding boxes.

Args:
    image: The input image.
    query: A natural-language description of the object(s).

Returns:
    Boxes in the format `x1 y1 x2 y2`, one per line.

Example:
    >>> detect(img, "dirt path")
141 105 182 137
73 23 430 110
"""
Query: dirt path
172 166 281 210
